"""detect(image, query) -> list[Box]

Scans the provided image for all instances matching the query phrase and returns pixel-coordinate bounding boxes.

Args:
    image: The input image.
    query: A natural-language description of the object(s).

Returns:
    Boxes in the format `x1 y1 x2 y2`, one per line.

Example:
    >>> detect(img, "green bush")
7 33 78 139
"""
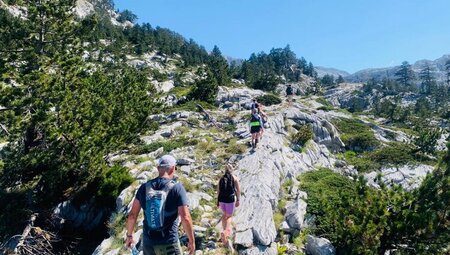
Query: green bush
343 143 416 173
96 165 134 208
256 94 282 106
370 142 414 166
299 163 450 254
291 124 313 147
298 168 356 217
334 118 379 152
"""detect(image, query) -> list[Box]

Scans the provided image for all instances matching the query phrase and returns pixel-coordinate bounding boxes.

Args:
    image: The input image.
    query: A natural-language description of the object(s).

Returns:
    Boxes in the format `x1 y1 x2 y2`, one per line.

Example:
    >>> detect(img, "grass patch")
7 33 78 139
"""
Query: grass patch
197 137 218 154
178 176 198 192
225 138 247 155
273 211 284 230
166 100 216 113
316 97 334 111
170 85 191 98
131 137 199 154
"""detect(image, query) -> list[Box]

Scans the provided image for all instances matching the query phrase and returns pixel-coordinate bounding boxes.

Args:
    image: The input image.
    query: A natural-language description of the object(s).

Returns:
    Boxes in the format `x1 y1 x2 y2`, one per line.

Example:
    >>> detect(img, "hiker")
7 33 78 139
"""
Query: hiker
125 155 195 255
250 98 260 111
217 163 241 246
249 108 263 149
286 84 294 105
251 99 267 138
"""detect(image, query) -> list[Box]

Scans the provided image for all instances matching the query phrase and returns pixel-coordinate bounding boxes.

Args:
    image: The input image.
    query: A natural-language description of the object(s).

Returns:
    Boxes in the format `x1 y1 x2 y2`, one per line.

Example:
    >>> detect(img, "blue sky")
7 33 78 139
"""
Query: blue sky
114 0 450 73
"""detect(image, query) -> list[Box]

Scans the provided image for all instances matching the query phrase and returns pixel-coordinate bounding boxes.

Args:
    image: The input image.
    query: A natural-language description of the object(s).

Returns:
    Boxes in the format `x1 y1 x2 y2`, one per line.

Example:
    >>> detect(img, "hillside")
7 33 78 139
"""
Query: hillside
0 1 449 255
346 54 450 83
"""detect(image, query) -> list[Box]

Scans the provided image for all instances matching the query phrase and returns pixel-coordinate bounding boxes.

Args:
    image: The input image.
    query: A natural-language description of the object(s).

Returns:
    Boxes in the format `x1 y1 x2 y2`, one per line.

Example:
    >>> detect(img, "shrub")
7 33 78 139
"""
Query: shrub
256 94 282 106
96 165 134 208
291 124 313 147
298 168 356 217
334 118 379 152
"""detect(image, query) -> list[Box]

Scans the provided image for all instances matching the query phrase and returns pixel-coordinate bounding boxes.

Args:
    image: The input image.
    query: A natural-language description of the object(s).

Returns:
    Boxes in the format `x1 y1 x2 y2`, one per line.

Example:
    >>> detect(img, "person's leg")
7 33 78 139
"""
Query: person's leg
158 242 182 255
251 133 256 148
223 202 235 237
142 235 157 255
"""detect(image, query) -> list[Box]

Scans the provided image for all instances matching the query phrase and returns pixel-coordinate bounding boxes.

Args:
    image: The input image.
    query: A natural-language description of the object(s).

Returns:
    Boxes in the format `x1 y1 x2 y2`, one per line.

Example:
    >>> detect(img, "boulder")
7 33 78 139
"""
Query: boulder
240 243 278 255
285 198 307 230
216 86 264 105
364 164 434 190
53 199 107 232
305 235 336 255
177 158 195 166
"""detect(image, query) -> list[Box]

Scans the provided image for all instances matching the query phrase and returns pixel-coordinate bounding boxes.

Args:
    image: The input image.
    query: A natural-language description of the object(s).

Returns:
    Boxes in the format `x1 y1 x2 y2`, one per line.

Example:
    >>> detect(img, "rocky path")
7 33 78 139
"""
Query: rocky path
232 103 339 254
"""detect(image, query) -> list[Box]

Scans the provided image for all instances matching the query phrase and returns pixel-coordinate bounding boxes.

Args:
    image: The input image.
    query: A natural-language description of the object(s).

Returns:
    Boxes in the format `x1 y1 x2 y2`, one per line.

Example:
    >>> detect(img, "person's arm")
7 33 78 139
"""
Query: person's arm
233 175 241 207
125 199 141 247
179 205 195 254
216 181 220 207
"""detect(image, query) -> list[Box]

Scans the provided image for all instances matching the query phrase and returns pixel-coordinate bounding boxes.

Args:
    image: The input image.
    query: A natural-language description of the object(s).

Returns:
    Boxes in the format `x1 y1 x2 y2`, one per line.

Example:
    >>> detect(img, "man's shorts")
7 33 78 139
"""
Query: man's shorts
219 202 236 216
142 239 182 255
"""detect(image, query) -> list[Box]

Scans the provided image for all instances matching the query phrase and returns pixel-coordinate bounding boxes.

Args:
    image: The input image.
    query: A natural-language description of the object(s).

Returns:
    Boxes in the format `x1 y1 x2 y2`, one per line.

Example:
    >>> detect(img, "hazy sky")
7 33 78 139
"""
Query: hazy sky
114 0 450 73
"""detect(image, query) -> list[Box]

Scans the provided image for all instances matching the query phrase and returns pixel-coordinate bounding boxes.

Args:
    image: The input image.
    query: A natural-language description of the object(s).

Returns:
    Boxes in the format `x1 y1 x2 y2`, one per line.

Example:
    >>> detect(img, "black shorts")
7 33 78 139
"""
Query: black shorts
251 126 261 134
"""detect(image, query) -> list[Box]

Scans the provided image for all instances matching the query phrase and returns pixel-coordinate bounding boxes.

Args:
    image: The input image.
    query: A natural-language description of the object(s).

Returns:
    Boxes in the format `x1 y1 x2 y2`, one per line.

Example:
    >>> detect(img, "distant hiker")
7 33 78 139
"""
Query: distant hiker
249 108 263 149
251 98 268 138
125 155 195 255
217 163 241 246
286 84 294 105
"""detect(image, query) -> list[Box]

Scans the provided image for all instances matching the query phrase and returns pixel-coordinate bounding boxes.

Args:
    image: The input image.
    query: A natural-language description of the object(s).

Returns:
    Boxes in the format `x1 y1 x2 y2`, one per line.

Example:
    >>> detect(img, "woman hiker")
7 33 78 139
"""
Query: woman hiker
217 163 241 246
249 108 263 149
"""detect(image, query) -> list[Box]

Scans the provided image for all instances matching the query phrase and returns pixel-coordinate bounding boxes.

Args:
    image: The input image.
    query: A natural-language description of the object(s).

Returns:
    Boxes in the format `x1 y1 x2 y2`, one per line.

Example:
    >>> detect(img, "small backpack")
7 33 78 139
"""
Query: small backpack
219 172 235 199
145 179 176 231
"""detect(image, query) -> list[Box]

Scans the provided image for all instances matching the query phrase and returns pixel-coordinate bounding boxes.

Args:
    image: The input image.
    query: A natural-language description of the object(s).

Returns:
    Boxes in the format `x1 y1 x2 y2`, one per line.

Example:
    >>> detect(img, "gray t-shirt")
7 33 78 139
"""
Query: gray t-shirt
136 177 189 245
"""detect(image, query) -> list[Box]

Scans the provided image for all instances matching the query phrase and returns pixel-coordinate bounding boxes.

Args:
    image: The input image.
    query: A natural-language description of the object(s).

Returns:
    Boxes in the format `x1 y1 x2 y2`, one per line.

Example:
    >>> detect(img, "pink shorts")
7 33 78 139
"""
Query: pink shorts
219 202 235 215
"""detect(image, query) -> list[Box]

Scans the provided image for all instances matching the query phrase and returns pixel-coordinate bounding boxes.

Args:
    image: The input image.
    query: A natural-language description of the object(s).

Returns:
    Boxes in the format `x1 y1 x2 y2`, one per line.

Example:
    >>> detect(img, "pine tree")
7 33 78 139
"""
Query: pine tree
188 68 219 103
419 64 436 94
395 61 415 91
208 45 230 86
336 75 345 84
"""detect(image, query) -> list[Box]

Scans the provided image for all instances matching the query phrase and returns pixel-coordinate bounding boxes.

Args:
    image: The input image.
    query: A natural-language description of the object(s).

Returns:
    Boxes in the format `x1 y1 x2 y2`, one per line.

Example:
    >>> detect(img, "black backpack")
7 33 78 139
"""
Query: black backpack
219 172 235 199
286 86 293 95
